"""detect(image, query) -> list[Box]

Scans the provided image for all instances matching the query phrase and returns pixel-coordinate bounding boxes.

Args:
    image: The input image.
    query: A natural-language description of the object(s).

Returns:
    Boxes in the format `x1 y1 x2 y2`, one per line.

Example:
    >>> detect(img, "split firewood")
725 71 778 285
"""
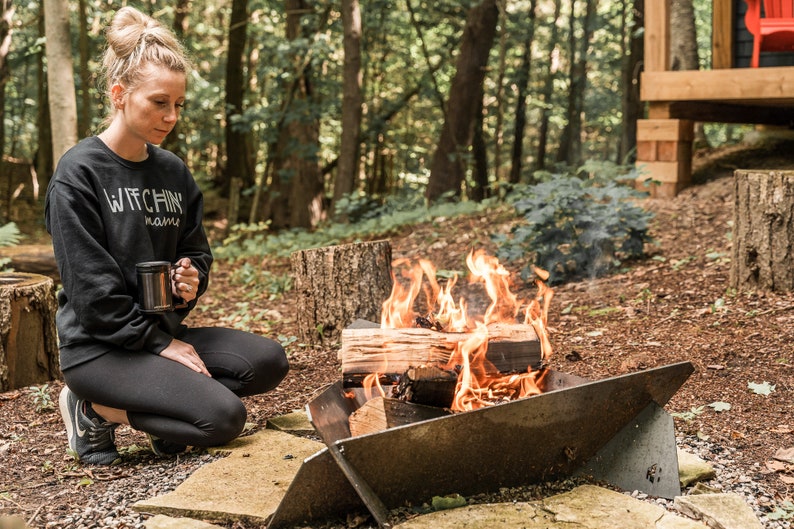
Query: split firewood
339 322 541 375
348 397 450 437
392 365 458 408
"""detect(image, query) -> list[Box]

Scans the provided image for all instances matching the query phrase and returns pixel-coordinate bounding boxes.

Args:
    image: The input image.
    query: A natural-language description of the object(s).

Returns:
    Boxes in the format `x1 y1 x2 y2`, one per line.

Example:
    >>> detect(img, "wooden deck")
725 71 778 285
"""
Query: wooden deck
637 0 794 197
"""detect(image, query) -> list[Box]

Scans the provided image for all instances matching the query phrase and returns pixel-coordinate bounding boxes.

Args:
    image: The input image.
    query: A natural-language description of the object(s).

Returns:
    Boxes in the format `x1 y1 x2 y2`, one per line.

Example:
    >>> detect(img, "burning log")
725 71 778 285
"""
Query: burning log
338 321 541 376
348 396 450 437
392 365 457 408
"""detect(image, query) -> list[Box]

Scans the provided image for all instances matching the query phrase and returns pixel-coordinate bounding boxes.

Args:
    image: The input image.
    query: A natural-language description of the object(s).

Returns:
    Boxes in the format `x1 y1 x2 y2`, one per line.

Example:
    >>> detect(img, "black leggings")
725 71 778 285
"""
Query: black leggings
62 327 289 447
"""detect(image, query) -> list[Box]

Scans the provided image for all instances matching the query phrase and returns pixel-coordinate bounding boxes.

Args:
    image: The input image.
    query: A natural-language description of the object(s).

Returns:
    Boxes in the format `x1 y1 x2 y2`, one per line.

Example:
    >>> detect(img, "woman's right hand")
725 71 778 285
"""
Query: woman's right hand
159 338 211 377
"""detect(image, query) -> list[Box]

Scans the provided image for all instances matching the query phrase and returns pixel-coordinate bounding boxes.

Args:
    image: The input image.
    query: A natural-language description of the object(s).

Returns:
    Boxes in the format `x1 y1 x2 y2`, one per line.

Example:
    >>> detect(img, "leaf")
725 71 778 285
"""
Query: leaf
708 401 731 412
748 381 776 396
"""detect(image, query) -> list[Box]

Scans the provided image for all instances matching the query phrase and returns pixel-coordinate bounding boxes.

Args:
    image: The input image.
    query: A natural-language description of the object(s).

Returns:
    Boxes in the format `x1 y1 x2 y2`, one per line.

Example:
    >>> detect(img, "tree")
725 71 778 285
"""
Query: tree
0 0 13 176
670 0 699 71
556 0 598 166
535 0 561 171
43 0 78 166
332 0 363 219
619 0 643 164
508 0 538 184
426 0 499 203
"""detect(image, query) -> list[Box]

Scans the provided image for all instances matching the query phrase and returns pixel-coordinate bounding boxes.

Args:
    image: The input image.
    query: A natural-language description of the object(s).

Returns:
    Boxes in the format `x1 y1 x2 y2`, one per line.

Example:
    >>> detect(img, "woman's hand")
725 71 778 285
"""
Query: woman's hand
159 338 211 376
172 257 200 303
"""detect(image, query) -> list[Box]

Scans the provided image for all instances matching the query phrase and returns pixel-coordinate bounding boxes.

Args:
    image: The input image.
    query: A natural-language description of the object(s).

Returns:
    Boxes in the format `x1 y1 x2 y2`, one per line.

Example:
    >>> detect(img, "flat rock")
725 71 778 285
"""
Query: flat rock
266 409 316 435
678 448 716 487
144 514 225 529
132 429 322 526
395 485 709 528
675 493 763 529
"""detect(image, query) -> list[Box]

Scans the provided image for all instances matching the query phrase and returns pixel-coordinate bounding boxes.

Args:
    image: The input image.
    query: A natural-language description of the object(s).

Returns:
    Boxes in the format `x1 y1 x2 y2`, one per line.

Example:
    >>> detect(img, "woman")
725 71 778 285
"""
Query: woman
45 6 289 465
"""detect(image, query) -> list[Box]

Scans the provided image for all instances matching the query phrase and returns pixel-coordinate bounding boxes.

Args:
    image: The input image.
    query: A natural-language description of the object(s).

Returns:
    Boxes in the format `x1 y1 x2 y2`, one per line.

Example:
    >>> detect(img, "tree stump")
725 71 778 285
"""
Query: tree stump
731 170 794 292
0 273 60 391
291 240 392 345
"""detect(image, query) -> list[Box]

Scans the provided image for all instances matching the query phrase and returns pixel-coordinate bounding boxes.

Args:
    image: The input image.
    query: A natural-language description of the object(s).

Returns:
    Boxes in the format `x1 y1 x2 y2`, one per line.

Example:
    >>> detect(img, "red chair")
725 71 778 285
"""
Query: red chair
744 0 794 67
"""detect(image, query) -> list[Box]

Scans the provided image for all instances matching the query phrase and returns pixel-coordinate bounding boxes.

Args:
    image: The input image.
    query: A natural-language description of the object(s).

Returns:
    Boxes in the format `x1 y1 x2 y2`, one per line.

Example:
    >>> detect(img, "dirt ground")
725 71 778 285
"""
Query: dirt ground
1 141 794 527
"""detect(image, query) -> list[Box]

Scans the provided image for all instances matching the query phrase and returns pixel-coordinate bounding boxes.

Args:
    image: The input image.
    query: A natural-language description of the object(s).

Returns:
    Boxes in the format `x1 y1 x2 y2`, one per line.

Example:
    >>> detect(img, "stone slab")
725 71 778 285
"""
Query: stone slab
395 485 709 528
675 493 764 529
144 514 224 529
678 448 716 487
133 429 322 526
265 409 316 435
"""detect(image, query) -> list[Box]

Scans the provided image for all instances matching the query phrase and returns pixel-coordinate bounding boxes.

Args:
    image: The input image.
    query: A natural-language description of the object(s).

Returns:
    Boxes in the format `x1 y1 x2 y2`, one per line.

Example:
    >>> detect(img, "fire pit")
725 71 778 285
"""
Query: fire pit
267 361 694 528
268 252 694 527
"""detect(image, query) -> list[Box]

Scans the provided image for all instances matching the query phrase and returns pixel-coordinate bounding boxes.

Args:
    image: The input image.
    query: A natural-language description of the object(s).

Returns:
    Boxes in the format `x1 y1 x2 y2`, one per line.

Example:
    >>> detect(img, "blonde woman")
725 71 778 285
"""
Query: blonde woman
45 6 288 465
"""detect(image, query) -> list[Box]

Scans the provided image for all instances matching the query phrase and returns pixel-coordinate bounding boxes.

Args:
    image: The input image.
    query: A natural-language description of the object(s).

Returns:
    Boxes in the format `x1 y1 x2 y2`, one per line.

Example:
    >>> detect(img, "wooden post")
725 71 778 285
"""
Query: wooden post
0 273 60 391
731 170 794 292
635 118 694 198
290 240 392 346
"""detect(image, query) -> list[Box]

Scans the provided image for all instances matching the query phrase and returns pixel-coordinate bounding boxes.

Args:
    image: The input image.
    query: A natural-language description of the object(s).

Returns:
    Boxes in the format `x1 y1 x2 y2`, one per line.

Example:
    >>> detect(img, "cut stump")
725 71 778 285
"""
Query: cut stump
731 170 794 292
290 240 392 345
0 272 60 391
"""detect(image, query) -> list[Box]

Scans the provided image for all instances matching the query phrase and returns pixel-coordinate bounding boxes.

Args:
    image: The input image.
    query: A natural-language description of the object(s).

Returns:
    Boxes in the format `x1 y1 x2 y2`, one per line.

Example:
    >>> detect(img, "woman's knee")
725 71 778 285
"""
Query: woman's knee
204 397 247 446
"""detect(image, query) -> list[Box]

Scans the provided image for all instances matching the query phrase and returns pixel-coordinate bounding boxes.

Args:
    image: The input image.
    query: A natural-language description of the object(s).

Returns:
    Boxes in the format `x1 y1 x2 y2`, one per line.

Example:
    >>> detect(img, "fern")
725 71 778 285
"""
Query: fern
0 222 20 247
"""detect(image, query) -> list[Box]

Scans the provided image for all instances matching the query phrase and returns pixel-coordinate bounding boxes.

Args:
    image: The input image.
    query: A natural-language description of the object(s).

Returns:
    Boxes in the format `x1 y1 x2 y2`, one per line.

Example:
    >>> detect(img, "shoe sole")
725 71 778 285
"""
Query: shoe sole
58 387 77 456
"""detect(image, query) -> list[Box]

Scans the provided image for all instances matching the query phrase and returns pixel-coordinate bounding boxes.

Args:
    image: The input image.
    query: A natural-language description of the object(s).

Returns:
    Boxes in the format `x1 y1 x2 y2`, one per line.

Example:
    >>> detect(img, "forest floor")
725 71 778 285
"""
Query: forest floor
1 138 794 528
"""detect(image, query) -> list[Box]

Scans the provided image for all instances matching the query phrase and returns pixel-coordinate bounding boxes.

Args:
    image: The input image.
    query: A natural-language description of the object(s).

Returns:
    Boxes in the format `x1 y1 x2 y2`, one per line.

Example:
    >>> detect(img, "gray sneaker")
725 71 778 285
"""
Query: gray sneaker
59 387 121 465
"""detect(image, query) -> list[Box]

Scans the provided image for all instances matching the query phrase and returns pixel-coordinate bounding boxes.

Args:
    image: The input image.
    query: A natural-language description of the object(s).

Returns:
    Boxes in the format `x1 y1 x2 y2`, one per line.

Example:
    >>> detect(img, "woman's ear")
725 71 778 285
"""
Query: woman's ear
110 83 126 109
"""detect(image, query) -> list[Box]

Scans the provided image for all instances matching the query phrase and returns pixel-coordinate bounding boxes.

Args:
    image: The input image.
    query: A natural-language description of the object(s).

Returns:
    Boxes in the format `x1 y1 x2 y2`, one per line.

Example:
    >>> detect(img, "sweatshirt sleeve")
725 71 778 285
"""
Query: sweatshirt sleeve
46 173 175 354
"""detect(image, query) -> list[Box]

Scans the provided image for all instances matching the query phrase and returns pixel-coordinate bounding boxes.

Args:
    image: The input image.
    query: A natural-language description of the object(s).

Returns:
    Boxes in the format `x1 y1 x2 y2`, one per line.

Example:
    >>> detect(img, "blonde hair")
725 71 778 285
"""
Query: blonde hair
101 7 191 105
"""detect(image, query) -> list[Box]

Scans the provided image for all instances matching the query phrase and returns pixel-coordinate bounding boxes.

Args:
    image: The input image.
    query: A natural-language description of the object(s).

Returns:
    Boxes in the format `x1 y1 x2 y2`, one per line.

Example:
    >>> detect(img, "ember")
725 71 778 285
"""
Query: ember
355 249 554 412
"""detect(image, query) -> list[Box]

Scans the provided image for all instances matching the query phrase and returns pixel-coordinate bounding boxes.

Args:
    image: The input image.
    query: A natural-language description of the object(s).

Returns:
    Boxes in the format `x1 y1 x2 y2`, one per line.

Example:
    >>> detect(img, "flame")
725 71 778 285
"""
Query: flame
378 250 554 412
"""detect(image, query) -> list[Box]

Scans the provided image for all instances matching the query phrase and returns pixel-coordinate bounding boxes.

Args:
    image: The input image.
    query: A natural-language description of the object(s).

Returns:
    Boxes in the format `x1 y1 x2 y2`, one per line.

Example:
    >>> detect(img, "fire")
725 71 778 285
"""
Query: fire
380 249 554 411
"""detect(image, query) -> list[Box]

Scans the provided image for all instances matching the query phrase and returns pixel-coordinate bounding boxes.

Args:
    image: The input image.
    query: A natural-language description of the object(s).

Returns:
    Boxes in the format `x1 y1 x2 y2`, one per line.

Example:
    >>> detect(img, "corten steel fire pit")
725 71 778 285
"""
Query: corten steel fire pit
267 361 694 528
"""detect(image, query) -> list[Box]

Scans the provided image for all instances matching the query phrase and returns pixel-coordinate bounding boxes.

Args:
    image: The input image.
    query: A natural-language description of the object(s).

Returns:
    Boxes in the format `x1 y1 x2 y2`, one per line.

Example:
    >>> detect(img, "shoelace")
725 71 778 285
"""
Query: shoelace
86 419 118 449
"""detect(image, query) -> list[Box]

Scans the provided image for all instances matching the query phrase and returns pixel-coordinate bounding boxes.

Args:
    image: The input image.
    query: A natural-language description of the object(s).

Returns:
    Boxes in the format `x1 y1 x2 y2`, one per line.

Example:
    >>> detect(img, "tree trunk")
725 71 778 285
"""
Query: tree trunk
508 0 538 184
670 0 699 71
0 0 12 190
333 0 363 219
535 0 561 172
470 91 488 201
290 240 393 346
619 0 643 164
730 170 794 292
0 273 60 391
222 0 253 219
43 0 78 165
159 0 191 158
426 0 499 203
76 0 90 138
36 11 53 193
556 0 598 166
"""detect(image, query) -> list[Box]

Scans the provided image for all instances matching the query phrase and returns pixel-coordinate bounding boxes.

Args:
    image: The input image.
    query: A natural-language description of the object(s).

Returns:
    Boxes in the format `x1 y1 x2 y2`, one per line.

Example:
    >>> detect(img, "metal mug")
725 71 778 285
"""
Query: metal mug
136 261 186 313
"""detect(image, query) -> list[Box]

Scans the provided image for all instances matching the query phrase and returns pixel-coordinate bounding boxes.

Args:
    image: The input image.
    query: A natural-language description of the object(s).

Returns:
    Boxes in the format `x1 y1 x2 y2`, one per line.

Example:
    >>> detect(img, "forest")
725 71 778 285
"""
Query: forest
0 0 736 281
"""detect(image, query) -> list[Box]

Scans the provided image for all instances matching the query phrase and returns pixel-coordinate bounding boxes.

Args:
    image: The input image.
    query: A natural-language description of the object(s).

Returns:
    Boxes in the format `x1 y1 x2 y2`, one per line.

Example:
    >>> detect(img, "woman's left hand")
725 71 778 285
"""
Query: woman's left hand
172 257 199 302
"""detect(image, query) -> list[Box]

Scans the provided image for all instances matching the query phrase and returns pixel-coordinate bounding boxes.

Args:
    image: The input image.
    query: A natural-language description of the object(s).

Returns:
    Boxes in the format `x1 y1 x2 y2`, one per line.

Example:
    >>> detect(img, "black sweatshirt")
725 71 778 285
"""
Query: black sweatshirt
45 137 213 370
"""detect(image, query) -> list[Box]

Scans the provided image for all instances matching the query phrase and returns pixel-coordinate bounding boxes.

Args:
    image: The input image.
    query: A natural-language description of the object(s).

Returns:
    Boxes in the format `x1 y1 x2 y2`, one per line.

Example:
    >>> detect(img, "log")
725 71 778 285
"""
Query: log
0 273 60 391
348 396 450 437
392 365 457 408
731 170 794 292
0 244 59 280
290 240 392 345
339 321 541 375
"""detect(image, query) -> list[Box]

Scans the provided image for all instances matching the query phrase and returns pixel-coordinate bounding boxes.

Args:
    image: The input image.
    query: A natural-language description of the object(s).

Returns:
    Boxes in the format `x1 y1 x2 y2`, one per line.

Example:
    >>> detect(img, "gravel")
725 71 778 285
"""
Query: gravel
31 435 790 529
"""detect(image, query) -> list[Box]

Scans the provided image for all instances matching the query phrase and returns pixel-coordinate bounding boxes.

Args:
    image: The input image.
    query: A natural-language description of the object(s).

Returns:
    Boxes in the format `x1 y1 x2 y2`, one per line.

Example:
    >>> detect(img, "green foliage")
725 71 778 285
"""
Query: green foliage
29 384 54 413
493 164 653 284
0 222 20 271
215 193 489 261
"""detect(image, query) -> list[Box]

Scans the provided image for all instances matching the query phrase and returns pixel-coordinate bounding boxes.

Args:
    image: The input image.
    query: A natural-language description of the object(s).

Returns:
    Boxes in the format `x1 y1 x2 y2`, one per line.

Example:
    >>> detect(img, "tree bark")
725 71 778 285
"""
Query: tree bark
619 0 643 164
290 240 393 345
43 0 78 165
333 0 363 218
0 0 13 194
535 0 561 172
731 170 794 292
426 0 499 203
0 273 60 391
508 0 538 184
670 0 699 71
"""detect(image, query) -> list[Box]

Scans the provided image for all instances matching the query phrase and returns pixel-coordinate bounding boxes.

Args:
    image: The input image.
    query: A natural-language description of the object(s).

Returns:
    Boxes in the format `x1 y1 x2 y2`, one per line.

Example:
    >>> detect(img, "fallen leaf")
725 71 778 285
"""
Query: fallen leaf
767 460 788 472
781 475 794 485
773 448 794 464
771 426 793 434
708 401 731 412
748 381 776 396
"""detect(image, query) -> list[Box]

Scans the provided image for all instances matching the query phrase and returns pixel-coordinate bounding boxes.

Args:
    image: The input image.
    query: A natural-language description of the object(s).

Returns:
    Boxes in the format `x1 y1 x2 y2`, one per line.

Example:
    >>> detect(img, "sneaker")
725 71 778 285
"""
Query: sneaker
146 433 187 457
59 387 121 465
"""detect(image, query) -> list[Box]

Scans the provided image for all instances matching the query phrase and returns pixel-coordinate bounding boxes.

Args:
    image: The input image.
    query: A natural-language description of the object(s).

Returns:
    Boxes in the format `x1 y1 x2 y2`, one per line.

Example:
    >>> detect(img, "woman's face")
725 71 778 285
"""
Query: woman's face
115 64 186 146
